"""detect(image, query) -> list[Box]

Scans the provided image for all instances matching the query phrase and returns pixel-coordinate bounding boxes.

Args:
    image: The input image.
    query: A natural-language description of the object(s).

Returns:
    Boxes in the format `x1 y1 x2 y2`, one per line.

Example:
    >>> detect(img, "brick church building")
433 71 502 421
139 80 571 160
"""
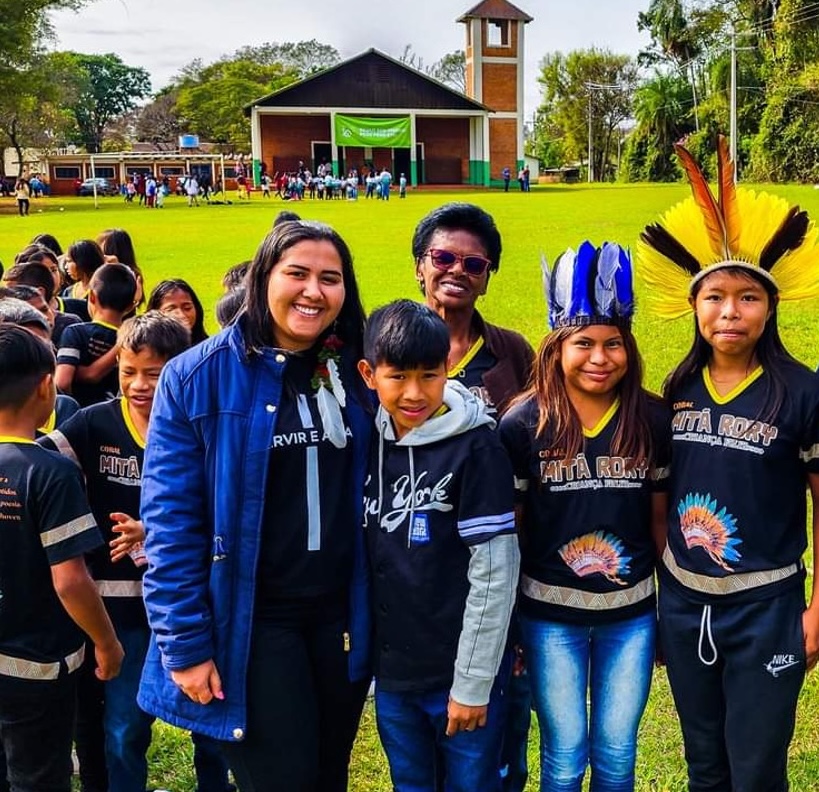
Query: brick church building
245 0 532 187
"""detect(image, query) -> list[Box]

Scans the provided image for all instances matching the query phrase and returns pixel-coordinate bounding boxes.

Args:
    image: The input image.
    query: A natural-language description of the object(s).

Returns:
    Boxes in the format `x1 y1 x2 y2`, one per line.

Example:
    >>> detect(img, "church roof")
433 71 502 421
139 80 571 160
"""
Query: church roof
245 49 490 114
457 0 533 23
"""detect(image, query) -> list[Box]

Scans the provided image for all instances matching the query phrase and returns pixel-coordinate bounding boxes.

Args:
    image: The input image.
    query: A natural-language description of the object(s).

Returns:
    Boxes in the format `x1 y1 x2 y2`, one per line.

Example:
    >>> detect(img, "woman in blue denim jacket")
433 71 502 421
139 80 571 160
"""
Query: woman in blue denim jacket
138 221 372 792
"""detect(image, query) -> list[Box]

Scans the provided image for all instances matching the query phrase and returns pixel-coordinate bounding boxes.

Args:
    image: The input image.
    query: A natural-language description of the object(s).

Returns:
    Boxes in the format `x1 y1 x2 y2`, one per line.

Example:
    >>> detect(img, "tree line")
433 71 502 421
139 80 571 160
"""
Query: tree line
528 0 819 182
5 0 819 182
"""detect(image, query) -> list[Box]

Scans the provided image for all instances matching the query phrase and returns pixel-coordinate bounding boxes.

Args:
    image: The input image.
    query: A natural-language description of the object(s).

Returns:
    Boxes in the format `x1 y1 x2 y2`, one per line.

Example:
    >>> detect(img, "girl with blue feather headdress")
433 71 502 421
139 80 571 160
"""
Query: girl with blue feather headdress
499 241 670 792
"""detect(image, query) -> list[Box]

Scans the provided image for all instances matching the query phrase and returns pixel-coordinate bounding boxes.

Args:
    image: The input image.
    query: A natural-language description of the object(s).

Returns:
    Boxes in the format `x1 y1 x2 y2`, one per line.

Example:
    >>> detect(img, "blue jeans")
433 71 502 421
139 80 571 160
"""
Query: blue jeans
103 623 154 792
520 611 655 792
376 676 507 792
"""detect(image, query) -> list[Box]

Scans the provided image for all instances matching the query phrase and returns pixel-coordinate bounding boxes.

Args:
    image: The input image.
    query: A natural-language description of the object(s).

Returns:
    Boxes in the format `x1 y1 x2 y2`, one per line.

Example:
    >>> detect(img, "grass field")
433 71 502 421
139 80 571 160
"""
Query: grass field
3 184 819 790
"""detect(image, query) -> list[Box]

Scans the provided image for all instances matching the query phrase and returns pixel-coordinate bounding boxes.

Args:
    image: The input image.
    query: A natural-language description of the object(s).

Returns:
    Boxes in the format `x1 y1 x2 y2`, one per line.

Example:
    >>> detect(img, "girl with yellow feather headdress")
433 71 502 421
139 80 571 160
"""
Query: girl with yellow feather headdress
638 136 819 791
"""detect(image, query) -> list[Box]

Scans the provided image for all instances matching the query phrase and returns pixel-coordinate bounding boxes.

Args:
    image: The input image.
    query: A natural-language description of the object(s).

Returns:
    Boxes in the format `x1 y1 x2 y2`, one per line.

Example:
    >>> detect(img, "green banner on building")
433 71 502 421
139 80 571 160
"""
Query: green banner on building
334 114 411 148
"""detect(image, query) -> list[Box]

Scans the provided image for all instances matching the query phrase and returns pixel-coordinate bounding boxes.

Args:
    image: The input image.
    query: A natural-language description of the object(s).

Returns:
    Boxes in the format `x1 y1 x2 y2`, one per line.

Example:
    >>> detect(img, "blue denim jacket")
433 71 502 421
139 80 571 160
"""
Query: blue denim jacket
137 320 372 741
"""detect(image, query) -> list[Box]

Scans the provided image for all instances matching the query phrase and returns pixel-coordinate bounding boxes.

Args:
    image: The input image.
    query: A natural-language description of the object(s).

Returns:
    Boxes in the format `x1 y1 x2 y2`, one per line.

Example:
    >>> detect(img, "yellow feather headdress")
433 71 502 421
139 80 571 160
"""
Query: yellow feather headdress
636 135 819 318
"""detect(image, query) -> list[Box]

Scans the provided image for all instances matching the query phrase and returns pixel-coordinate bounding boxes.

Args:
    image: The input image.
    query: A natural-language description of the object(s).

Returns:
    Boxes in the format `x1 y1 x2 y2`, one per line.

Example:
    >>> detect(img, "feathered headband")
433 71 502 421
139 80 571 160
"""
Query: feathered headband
637 135 819 318
542 241 634 330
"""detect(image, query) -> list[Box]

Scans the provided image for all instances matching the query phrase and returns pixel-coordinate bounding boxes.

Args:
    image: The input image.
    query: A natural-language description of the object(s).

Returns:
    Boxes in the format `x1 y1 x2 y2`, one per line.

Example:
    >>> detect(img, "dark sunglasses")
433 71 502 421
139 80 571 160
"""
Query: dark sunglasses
425 248 492 277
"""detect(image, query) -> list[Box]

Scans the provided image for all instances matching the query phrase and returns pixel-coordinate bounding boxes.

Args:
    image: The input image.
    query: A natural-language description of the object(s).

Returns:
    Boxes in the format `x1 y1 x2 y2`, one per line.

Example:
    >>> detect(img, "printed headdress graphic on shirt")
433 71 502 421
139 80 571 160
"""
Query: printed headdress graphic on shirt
558 531 631 586
678 492 742 572
637 135 819 318
542 241 634 330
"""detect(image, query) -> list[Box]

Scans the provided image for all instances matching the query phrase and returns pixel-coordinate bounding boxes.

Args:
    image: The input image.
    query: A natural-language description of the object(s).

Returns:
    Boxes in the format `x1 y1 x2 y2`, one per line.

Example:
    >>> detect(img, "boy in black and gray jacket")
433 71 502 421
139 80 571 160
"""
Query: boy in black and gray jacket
358 300 519 792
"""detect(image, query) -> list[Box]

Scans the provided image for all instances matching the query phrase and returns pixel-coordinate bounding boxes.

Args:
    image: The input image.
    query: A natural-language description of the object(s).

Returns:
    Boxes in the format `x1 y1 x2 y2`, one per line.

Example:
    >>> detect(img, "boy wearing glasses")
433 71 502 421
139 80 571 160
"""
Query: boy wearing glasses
358 299 520 792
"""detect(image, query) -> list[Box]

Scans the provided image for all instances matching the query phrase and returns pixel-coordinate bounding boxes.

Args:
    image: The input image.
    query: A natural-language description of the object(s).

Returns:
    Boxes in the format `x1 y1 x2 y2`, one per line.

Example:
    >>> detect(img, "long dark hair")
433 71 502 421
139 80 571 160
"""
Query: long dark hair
662 266 799 423
147 279 208 344
521 323 655 466
97 228 145 307
243 221 365 356
67 239 105 283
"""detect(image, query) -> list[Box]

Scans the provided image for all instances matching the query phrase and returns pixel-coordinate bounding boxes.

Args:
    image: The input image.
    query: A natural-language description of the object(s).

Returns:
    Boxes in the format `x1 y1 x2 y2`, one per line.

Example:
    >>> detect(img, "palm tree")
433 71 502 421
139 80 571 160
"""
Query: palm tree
638 0 703 129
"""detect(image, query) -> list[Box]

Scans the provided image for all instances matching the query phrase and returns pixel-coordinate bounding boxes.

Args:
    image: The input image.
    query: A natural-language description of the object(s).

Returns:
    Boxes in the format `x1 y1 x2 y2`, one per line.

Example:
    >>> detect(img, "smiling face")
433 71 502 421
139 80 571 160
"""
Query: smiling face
118 345 166 422
415 228 489 313
157 288 198 331
692 269 772 360
266 240 345 351
358 360 448 439
560 324 628 401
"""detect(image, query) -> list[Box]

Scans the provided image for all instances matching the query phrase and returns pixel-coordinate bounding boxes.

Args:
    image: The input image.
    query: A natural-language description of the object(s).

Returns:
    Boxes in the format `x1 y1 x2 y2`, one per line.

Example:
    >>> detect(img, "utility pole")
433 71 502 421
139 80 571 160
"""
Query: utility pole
730 27 738 184
587 89 593 183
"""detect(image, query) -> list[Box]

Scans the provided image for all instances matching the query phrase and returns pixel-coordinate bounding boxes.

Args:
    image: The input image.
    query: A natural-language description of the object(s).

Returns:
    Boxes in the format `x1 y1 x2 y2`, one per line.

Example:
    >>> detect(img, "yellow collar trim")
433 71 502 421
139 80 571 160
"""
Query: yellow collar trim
39 410 57 435
0 436 35 445
71 283 88 299
582 397 621 438
448 336 485 378
120 398 146 449
55 296 65 312
93 319 119 332
702 366 764 405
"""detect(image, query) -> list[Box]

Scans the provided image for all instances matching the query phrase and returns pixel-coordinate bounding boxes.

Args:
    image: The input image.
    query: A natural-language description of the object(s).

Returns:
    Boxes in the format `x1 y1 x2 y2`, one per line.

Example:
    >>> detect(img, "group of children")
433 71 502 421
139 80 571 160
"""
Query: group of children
2 136 819 792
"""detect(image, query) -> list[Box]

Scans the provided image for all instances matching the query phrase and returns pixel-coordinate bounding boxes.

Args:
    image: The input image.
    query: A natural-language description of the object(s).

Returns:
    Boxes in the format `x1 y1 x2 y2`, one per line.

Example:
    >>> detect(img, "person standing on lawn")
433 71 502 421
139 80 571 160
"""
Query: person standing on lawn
138 220 372 792
500 241 669 792
412 202 534 791
639 135 819 792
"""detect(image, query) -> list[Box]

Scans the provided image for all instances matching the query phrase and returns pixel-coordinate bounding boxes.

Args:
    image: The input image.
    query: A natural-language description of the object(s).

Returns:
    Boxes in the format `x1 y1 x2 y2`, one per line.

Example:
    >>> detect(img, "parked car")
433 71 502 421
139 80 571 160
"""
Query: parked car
76 177 119 196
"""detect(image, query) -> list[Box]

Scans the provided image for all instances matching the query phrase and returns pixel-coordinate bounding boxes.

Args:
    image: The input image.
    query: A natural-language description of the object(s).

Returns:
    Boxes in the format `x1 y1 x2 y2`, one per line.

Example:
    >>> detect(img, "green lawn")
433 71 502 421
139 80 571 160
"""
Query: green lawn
3 184 819 791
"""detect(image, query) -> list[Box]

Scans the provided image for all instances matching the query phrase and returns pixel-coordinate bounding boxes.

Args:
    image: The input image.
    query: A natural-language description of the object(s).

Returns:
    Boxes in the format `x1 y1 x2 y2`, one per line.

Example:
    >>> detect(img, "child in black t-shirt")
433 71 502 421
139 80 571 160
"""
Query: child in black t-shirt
55 263 137 407
0 325 122 792
638 137 819 791
357 300 519 791
43 312 234 792
45 313 182 792
500 242 667 792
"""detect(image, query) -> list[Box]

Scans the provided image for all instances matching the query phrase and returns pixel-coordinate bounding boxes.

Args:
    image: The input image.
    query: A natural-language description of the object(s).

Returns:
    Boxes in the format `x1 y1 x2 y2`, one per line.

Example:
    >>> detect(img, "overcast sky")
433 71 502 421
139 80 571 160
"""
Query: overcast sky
50 0 651 118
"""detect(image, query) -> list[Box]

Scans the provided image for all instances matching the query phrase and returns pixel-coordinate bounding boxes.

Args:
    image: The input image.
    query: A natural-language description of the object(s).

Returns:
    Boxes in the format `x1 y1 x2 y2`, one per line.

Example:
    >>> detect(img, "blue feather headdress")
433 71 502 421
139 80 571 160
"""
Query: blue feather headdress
542 241 634 330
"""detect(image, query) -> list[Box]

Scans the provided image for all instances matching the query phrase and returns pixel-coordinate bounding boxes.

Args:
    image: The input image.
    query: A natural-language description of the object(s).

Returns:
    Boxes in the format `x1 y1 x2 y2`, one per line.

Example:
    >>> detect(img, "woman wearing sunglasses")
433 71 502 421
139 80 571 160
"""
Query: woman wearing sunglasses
413 202 534 418
412 202 534 792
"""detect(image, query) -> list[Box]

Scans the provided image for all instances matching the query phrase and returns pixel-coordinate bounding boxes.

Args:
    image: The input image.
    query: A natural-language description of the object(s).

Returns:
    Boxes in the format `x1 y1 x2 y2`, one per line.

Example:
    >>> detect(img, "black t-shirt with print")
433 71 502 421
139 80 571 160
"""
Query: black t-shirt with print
255 351 356 608
39 399 146 627
449 338 498 416
56 321 118 407
0 441 103 677
664 364 819 603
500 395 670 625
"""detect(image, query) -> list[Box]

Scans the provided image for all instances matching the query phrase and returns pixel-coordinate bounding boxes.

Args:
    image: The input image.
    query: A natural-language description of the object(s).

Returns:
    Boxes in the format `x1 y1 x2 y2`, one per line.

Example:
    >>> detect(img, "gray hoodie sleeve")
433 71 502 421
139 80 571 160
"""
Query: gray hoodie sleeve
450 533 521 706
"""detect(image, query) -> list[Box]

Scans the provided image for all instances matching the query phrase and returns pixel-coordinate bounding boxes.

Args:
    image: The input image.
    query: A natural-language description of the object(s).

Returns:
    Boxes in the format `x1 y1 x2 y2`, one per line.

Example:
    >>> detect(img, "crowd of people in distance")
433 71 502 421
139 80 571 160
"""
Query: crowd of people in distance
2 136 819 792
266 162 407 202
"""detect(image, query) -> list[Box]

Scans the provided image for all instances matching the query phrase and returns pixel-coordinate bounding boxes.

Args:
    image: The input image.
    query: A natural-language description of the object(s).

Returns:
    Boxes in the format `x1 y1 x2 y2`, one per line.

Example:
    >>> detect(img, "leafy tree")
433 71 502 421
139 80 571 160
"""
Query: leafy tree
625 71 694 181
525 109 565 168
536 49 639 180
0 0 84 69
63 53 151 152
232 40 340 78
135 92 182 144
429 51 466 93
175 59 298 150
0 0 87 177
0 58 78 175
638 0 704 128
749 0 819 180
